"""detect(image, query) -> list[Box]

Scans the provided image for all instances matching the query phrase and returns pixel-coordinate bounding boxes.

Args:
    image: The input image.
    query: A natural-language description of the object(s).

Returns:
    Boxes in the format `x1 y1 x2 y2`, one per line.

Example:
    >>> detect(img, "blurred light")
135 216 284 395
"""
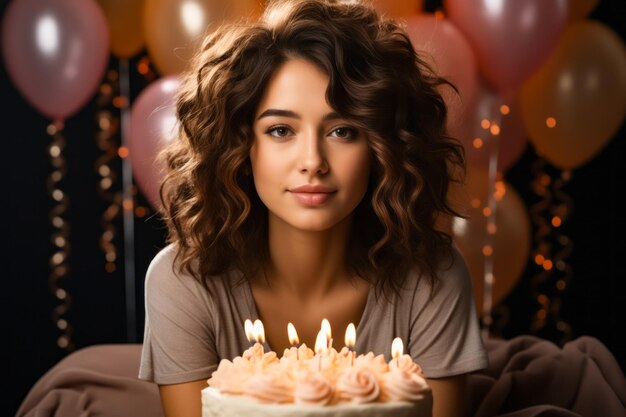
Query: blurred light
481 119 491 129
36 15 59 56
551 216 562 227
181 1 205 37
543 260 553 271
482 207 492 217
482 245 493 256
484 0 504 17
472 138 483 149
49 145 61 157
500 105 510 115
118 146 129 158
490 124 501 136
546 117 557 128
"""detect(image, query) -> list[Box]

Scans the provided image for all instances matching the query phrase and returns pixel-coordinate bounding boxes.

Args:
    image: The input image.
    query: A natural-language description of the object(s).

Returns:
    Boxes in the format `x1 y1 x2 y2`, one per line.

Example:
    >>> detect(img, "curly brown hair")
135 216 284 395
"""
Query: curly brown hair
160 0 465 297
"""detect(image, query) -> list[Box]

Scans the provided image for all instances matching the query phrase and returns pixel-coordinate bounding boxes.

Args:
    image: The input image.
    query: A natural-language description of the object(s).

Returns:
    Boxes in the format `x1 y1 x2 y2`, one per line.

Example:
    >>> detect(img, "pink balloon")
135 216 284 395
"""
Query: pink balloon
459 80 528 172
2 0 109 120
129 76 181 209
404 15 478 145
445 0 568 95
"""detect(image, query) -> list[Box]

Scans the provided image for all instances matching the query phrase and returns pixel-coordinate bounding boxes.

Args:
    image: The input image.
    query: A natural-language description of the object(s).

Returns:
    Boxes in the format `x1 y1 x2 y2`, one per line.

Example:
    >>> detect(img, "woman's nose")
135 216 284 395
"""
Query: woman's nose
298 131 329 175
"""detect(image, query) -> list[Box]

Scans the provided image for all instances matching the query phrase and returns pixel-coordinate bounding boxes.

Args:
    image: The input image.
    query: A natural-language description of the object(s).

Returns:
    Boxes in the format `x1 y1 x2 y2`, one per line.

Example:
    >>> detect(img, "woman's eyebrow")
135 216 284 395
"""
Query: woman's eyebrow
256 109 342 121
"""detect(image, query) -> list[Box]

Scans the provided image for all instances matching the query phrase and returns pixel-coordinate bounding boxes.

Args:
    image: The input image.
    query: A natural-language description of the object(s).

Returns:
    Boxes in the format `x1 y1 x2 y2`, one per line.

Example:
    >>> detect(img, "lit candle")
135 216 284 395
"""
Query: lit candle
391 337 403 367
315 328 328 372
345 323 356 366
253 319 265 351
288 322 300 360
244 319 255 345
321 318 332 349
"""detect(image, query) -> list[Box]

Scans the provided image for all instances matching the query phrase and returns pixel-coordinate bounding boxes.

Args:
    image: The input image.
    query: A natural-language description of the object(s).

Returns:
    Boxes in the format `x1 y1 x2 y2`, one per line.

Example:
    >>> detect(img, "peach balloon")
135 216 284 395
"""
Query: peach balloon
370 0 423 18
520 21 626 170
450 170 531 314
404 14 478 148
129 76 181 209
98 0 145 59
144 0 261 75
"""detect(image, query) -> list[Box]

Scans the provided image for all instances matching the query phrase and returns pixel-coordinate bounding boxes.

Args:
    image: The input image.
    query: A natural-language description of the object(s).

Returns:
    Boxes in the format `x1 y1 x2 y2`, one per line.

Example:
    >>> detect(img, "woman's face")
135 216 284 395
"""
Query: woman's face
250 58 371 232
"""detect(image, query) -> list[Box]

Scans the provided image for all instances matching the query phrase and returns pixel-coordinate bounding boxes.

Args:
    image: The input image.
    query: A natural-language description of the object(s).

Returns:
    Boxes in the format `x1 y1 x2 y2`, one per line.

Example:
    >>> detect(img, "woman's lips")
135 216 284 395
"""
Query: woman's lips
290 191 335 205
289 185 336 205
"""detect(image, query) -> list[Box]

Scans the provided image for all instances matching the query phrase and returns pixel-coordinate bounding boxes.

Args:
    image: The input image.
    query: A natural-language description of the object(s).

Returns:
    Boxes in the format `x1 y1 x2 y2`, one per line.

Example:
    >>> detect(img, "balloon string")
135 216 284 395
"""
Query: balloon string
47 121 74 352
96 70 122 275
480 98 507 338
119 59 137 342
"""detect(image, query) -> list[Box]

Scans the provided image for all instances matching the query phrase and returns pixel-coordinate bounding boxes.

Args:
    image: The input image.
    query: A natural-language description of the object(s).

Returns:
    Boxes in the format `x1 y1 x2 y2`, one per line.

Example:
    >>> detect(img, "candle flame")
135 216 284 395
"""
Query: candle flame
287 322 299 345
253 319 265 344
244 319 254 343
391 337 403 359
314 329 328 354
345 323 356 348
321 318 332 341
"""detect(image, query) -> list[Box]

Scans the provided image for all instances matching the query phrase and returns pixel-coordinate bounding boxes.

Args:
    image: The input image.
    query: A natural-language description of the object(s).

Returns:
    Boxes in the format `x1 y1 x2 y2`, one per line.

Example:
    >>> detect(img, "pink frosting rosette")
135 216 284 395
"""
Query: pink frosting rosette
381 367 430 402
336 367 381 403
389 354 425 378
243 370 295 403
208 358 253 395
354 352 389 377
294 371 335 405
281 344 315 364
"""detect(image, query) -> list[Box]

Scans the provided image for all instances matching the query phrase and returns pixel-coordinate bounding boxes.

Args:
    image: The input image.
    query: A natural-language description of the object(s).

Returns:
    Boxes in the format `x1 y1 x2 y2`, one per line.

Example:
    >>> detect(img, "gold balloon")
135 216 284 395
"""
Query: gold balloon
450 170 531 315
567 0 599 21
520 21 626 170
98 0 145 59
371 0 423 18
144 0 262 75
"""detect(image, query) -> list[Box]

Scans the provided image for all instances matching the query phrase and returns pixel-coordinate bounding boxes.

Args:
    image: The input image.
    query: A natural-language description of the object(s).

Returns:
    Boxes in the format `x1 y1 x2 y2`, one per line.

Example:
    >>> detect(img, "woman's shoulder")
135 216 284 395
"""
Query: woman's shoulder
144 243 243 295
403 243 470 292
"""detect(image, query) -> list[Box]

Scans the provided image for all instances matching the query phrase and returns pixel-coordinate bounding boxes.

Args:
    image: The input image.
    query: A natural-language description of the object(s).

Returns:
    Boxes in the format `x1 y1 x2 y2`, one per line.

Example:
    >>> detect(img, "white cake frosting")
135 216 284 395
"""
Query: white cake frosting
202 343 432 417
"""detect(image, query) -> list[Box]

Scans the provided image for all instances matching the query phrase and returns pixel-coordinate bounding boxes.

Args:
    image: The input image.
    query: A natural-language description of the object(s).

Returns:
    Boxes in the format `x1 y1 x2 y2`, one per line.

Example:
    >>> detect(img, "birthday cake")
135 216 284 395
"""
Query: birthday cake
202 339 432 417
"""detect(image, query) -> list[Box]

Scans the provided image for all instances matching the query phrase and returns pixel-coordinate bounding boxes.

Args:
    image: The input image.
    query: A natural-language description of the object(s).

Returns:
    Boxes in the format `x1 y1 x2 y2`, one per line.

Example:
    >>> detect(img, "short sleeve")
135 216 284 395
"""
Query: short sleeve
138 245 220 385
407 246 488 378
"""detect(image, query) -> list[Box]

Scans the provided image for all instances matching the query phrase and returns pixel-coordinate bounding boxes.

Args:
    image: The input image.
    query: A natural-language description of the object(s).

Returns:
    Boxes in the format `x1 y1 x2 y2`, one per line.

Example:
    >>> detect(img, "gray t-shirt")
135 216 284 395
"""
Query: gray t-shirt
139 244 488 385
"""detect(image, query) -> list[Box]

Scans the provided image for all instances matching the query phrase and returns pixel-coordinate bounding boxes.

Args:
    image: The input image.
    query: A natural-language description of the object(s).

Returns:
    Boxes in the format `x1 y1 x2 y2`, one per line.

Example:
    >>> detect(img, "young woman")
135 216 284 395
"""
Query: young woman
138 1 488 416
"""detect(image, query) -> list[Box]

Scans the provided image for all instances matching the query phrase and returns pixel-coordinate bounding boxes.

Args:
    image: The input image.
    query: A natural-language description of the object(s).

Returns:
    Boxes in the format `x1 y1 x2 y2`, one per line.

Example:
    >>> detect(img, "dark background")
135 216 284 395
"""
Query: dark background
3 0 625 415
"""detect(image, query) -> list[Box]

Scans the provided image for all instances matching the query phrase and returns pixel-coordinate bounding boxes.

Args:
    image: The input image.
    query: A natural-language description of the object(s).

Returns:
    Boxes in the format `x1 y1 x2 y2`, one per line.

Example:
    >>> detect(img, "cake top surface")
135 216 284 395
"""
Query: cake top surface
207 342 430 406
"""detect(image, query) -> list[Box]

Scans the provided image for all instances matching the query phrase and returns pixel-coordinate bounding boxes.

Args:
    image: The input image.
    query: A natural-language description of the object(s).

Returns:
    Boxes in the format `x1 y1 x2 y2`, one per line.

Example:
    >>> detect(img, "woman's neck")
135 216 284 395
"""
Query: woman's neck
261 213 353 300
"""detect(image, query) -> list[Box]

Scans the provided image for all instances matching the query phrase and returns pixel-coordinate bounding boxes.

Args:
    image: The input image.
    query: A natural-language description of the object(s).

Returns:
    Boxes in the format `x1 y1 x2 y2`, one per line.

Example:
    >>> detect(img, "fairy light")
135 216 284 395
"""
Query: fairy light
546 117 557 128
47 119 74 352
499 105 510 115
480 119 491 129
529 160 573 344
472 138 483 149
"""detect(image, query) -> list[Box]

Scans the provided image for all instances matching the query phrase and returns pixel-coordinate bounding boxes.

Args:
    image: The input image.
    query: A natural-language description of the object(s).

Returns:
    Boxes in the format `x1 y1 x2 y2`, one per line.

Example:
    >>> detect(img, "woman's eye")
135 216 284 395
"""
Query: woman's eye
267 126 292 138
329 127 357 139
